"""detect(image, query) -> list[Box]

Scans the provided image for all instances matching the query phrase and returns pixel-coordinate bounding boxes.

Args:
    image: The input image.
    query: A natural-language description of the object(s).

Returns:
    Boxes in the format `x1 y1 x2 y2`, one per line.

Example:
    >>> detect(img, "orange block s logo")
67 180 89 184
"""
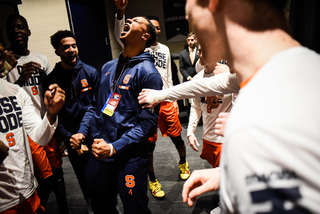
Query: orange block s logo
7 132 16 147
81 79 88 87
125 175 135 188
123 75 131 84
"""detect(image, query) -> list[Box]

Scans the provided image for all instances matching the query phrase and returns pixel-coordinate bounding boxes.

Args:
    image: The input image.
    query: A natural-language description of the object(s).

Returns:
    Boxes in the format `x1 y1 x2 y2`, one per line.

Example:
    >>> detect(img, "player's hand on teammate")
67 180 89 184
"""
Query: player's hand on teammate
0 140 9 164
214 62 230 75
215 112 229 136
92 139 116 160
70 133 85 150
187 135 200 152
44 84 65 124
182 168 220 207
138 89 159 108
16 61 42 86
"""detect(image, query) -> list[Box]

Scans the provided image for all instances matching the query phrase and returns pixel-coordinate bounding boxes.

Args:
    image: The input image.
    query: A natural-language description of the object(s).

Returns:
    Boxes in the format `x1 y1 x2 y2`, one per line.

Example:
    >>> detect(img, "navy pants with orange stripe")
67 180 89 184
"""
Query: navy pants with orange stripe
86 155 150 214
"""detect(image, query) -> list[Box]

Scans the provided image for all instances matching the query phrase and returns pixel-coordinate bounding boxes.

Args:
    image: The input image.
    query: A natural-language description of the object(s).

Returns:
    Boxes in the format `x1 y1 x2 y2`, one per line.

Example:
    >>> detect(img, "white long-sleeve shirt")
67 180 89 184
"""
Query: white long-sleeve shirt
0 79 57 212
114 13 125 49
145 43 173 90
187 70 233 143
145 71 240 104
221 46 320 213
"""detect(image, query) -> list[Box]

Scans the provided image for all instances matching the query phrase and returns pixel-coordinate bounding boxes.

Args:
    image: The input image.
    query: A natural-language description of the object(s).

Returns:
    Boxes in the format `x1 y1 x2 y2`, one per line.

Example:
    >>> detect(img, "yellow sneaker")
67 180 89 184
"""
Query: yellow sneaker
179 160 190 180
149 179 165 198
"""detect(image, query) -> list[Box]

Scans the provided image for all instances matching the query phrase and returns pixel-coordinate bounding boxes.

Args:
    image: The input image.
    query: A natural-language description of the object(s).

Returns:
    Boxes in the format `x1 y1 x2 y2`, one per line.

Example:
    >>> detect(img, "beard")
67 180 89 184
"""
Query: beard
61 55 77 68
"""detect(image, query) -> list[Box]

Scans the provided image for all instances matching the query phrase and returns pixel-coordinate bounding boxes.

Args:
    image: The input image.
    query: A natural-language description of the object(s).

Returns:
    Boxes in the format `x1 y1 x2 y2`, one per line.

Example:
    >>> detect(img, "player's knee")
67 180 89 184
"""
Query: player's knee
170 135 184 148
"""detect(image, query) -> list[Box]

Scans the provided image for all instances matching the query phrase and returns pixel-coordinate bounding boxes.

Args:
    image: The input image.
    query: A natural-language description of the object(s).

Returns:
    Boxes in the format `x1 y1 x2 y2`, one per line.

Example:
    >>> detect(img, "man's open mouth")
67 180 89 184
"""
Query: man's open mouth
68 55 76 63
123 24 130 32
121 24 130 37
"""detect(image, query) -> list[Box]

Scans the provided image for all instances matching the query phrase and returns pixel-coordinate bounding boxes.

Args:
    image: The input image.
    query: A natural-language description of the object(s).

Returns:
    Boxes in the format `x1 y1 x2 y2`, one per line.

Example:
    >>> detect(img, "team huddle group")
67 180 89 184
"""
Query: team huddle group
1 0 320 214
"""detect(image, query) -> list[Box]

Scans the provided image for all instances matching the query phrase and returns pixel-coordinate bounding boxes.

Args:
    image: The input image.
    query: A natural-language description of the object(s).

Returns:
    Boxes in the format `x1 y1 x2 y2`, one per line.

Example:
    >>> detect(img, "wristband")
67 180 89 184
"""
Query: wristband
109 144 113 157
4 60 13 72
0 69 9 78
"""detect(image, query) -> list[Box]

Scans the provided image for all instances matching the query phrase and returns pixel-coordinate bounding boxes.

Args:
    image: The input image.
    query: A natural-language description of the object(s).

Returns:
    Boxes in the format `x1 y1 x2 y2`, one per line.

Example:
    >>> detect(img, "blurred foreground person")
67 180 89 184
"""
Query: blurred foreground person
139 0 320 213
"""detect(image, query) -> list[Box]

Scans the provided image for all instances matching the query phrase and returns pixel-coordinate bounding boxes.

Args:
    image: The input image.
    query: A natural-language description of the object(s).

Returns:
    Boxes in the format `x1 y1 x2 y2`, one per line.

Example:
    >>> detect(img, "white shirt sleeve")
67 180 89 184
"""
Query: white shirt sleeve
195 59 204 73
114 13 125 49
167 52 174 88
149 72 240 103
21 89 57 146
187 97 202 137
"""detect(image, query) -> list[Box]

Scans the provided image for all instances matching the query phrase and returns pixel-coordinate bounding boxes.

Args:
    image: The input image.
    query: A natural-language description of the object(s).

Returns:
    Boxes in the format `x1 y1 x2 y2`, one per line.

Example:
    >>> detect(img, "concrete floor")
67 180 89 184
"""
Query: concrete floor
45 113 219 214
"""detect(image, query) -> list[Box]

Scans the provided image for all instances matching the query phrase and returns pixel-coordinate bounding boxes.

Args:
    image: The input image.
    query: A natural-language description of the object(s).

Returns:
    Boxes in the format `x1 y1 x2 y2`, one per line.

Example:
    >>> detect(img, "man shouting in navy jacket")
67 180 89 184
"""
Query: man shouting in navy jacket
86 16 162 214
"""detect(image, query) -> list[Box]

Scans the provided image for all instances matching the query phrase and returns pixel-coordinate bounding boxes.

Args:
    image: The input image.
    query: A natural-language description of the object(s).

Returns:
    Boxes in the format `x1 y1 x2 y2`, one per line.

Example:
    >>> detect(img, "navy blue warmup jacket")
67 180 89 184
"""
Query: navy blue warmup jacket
43 58 100 144
89 52 163 162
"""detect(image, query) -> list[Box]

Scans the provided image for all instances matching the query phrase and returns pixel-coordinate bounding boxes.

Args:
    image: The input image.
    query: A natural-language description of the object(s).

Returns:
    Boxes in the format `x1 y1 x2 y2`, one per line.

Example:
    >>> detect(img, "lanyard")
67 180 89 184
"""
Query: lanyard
110 58 128 92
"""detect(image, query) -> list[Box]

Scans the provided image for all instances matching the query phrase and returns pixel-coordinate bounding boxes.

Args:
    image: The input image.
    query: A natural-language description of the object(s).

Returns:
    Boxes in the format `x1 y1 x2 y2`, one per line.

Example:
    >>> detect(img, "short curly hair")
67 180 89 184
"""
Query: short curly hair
50 30 76 49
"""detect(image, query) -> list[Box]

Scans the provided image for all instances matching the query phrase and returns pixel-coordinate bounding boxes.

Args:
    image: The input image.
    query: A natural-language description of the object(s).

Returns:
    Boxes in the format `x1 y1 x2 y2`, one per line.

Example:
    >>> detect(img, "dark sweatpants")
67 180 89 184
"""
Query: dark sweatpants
86 155 150 214
67 146 91 201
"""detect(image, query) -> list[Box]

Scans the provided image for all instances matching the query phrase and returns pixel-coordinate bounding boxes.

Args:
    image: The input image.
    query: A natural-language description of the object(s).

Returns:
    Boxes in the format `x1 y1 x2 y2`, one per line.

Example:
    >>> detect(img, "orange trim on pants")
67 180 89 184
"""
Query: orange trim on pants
200 139 222 168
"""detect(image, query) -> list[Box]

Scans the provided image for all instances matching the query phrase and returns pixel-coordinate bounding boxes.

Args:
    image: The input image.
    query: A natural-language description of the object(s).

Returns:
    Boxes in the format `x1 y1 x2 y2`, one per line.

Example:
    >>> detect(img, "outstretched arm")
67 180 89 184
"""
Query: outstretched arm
138 72 240 108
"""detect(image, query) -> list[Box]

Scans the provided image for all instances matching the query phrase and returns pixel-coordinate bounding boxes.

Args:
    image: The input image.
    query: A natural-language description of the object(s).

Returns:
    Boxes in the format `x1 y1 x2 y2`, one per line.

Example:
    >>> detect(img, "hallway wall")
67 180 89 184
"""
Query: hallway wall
18 0 70 69
15 0 187 76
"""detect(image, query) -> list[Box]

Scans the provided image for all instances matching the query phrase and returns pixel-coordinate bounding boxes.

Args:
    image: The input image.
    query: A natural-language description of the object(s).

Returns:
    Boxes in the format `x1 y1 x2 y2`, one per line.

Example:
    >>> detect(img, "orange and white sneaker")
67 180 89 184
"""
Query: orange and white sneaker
179 160 190 180
149 179 165 198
